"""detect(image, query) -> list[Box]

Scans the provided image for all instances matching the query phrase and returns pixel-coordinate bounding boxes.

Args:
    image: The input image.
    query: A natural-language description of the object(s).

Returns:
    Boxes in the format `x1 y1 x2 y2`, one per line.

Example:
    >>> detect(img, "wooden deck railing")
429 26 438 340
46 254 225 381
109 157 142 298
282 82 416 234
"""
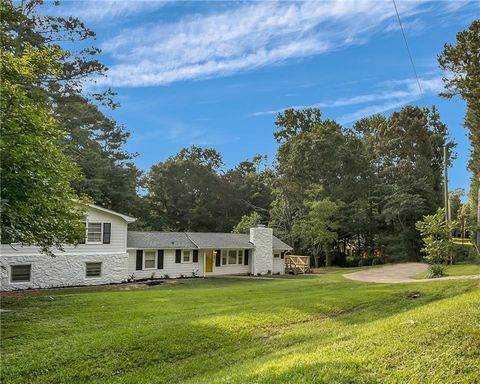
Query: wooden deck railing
285 255 311 274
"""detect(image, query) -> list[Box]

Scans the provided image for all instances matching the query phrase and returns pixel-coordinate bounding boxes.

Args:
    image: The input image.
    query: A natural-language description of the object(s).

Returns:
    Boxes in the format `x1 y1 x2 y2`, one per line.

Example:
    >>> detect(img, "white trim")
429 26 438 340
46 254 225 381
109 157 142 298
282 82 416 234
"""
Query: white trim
86 204 136 223
86 221 103 244
220 249 245 266
143 250 157 270
182 250 192 264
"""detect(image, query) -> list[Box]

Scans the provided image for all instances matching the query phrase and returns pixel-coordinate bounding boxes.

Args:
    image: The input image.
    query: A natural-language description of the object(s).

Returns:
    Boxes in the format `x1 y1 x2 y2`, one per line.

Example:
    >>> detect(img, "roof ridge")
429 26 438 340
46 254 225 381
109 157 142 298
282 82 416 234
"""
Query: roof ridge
184 232 200 249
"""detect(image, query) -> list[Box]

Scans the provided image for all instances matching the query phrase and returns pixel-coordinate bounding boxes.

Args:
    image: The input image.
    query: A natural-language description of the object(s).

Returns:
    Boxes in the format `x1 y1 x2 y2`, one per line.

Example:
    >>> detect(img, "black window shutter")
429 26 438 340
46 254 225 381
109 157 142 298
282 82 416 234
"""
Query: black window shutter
244 249 249 265
103 223 111 244
78 222 86 244
215 249 221 267
193 249 199 263
281 251 285 260
136 250 143 270
175 249 182 263
157 250 164 269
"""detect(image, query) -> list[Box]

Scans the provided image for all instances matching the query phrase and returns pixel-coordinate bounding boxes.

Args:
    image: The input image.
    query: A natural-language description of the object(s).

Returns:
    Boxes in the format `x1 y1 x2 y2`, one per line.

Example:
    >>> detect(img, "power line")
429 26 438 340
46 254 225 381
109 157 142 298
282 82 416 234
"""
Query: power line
392 0 423 96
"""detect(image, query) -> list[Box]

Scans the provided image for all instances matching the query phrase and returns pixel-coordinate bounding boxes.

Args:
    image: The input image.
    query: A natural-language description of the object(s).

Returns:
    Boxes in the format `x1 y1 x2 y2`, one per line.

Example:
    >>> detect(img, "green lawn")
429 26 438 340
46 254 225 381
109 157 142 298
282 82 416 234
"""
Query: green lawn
1 271 479 384
411 263 480 279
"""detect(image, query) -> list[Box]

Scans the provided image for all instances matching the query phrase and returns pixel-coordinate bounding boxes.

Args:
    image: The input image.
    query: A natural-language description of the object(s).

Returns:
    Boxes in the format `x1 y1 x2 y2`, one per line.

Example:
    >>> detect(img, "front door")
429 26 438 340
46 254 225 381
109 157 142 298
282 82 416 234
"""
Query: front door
205 250 213 273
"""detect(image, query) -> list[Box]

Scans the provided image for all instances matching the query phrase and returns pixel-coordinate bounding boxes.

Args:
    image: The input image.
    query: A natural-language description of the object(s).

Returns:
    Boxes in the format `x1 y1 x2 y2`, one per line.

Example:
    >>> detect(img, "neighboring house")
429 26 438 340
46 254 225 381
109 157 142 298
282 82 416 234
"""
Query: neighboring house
0 205 291 291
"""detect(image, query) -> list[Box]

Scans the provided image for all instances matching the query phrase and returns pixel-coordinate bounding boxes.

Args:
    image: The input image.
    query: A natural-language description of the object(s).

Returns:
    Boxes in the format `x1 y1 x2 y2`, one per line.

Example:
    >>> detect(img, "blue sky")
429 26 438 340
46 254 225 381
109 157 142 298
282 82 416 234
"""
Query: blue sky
49 1 479 195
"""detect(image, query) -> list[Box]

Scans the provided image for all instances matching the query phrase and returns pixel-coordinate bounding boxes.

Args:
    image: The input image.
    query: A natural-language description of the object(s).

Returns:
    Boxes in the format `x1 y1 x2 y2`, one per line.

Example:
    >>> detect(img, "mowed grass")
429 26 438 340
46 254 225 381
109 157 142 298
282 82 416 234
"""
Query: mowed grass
411 263 480 279
1 270 480 384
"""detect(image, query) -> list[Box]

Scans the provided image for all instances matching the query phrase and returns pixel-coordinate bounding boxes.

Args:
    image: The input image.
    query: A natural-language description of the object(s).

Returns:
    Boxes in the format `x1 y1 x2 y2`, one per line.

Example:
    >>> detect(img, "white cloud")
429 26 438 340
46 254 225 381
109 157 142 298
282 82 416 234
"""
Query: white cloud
51 1 166 23
337 76 444 123
97 0 427 87
252 74 444 123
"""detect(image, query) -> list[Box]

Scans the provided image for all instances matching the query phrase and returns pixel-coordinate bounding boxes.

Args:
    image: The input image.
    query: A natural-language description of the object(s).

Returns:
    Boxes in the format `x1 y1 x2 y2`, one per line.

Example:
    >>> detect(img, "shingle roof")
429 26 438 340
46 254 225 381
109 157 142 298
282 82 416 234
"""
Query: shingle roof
186 233 253 249
127 231 292 250
273 237 293 250
127 232 196 249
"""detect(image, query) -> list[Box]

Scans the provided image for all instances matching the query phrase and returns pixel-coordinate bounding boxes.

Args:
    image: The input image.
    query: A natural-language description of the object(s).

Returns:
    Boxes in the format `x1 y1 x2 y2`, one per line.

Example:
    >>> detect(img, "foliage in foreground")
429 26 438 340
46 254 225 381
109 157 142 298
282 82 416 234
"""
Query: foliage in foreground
416 208 458 277
0 3 87 253
1 274 479 384
439 19 480 247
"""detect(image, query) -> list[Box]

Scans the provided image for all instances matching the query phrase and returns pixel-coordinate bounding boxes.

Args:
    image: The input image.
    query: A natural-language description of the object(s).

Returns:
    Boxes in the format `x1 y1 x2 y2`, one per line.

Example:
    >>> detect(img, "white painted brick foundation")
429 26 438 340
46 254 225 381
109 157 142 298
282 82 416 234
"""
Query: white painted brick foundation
0 253 129 291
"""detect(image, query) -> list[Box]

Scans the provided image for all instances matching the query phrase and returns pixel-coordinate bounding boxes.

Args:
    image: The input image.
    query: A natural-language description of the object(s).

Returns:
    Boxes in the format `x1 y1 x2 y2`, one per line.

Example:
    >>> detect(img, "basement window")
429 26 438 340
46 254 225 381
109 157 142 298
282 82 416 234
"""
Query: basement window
11 265 31 282
86 262 102 278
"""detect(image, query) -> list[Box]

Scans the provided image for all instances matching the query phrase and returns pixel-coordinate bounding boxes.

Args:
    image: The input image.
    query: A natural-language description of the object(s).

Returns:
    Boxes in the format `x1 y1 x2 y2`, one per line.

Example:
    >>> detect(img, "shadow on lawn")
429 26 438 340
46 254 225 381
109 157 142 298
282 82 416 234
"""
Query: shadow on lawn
1 276 478 384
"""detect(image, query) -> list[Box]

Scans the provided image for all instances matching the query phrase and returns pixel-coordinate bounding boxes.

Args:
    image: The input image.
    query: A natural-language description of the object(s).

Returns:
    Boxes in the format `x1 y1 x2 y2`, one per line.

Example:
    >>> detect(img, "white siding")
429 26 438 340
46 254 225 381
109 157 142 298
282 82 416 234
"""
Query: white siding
128 249 202 279
0 252 128 291
0 205 130 291
1 206 128 257
208 263 250 275
273 250 285 274
204 249 251 276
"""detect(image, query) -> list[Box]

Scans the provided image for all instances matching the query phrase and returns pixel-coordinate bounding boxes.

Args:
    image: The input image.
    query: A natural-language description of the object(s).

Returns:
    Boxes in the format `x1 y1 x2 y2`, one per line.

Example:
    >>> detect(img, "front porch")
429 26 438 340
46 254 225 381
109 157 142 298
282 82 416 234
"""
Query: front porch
202 249 251 276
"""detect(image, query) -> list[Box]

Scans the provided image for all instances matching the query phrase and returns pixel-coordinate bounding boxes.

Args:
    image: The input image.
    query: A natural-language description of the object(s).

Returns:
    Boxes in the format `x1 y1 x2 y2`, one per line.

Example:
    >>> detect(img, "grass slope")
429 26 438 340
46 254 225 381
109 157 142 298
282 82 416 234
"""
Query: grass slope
411 263 480 279
1 270 479 384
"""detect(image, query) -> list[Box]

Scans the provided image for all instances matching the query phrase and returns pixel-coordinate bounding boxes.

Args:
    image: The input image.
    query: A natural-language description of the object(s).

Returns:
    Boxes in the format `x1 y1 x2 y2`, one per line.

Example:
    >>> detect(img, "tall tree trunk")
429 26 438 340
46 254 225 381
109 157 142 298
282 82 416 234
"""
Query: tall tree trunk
477 176 480 249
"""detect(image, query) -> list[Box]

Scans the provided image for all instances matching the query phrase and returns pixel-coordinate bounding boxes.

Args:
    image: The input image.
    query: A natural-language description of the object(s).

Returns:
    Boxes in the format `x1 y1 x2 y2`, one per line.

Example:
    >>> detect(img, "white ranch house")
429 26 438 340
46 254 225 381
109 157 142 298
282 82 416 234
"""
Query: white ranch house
0 204 292 291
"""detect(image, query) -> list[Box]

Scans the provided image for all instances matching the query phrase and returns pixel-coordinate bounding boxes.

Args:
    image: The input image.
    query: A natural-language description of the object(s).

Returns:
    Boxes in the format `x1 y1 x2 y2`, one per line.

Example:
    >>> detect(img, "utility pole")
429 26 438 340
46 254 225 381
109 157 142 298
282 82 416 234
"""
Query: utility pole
444 145 450 222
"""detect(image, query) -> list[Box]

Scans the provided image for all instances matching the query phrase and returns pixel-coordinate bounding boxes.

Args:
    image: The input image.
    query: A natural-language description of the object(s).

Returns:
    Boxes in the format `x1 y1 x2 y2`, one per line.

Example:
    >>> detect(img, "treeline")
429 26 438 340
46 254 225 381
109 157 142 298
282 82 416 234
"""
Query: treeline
1 1 478 263
134 106 454 266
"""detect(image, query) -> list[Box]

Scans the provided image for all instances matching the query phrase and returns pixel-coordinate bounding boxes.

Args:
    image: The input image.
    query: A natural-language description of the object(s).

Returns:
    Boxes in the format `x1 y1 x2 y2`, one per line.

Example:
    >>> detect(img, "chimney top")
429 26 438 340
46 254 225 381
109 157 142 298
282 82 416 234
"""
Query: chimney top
256 224 266 228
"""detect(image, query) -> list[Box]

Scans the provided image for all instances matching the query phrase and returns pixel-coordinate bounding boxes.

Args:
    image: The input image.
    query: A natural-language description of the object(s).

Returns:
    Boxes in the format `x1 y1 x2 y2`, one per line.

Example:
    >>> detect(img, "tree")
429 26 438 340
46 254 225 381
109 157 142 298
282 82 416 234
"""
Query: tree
292 187 338 267
438 20 480 248
146 146 224 232
457 202 471 242
4 0 141 216
233 212 262 234
449 188 464 222
374 106 452 260
1 3 87 254
416 208 458 277
222 155 273 229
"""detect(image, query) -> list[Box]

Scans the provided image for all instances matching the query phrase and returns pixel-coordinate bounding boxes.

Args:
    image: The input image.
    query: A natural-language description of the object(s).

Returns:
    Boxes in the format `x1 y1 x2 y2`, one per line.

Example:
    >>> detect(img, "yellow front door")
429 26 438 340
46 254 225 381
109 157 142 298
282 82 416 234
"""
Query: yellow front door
205 251 213 273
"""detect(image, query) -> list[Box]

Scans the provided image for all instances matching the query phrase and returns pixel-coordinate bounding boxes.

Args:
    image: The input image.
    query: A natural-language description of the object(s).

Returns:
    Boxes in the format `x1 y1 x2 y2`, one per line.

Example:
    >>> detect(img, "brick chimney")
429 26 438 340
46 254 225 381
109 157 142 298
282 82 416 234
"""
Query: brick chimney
250 225 273 275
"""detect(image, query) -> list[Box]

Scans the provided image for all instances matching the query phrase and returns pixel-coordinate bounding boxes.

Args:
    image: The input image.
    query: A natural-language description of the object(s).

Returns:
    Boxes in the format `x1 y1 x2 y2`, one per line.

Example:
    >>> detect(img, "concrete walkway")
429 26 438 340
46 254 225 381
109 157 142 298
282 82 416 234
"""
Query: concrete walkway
343 263 480 284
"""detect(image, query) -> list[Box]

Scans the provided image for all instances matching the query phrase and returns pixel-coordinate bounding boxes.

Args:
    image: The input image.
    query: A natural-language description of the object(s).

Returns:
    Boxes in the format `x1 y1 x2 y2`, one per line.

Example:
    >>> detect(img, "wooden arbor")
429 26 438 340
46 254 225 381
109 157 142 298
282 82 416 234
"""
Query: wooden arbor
285 255 311 274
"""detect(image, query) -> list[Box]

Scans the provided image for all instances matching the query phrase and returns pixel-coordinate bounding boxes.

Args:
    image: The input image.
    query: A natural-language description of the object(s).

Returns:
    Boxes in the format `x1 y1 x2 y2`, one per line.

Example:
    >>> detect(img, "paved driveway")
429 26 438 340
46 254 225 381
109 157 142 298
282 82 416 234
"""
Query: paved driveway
343 263 480 284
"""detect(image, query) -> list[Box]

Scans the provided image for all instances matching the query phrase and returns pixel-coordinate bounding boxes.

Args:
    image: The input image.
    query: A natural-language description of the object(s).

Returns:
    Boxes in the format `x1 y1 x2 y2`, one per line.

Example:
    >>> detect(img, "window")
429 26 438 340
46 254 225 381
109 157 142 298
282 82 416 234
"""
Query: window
144 251 156 269
86 262 102 277
221 250 227 265
86 222 102 243
11 265 31 282
238 250 244 265
274 252 280 258
183 250 191 263
228 250 237 264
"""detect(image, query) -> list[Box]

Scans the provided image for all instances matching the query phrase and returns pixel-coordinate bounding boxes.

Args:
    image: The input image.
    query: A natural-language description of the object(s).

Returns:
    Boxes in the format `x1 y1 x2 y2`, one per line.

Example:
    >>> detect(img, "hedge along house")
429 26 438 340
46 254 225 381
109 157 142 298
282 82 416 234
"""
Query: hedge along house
1 205 292 291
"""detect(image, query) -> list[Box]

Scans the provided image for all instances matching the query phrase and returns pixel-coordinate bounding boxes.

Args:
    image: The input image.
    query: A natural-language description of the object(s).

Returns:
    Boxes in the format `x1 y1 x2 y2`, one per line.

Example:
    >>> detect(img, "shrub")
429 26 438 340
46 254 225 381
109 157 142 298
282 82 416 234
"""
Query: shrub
453 243 478 263
358 258 371 267
345 256 358 267
428 264 446 278
372 258 384 266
